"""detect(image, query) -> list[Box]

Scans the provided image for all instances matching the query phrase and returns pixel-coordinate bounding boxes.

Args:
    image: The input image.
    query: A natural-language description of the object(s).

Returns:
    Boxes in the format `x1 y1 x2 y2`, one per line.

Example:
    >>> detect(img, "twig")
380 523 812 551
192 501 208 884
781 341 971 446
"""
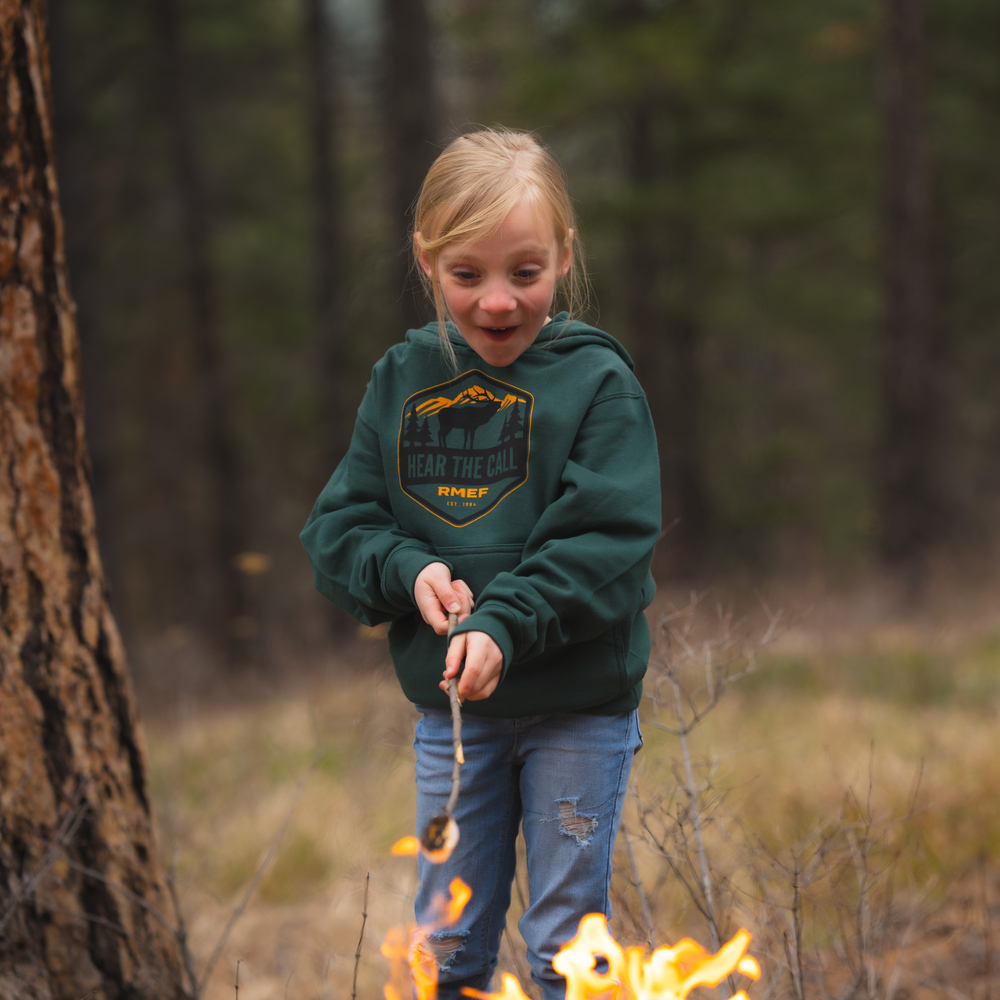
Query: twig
63 855 178 936
351 871 369 1000
982 855 994 1000
167 843 200 998
0 792 89 934
670 669 720 950
622 824 656 949
198 761 314 995
445 612 464 816
421 614 464 853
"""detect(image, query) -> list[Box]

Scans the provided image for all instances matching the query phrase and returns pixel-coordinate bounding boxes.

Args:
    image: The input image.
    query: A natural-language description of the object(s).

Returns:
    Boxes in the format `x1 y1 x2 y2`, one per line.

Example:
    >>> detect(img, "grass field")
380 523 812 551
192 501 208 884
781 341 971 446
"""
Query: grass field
143 591 1000 1000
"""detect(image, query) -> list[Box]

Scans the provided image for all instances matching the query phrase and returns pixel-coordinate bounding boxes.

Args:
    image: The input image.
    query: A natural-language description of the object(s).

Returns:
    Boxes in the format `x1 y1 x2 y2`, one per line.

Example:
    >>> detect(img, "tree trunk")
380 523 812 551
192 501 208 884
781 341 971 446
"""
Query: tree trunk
148 0 255 663
304 0 357 638
626 102 710 580
0 2 184 997
876 0 949 567
304 0 349 474
382 0 438 333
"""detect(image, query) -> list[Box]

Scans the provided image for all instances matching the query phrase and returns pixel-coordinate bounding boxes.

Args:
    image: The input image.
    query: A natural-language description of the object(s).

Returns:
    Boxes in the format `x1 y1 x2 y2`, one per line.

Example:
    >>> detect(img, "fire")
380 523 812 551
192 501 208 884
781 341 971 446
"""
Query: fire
382 874 760 1000
549 914 759 1000
383 877 474 1000
392 814 460 864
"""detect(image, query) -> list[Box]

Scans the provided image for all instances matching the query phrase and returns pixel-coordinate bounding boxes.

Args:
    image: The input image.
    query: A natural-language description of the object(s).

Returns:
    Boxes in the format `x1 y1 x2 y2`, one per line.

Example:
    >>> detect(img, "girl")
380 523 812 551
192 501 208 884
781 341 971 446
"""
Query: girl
301 128 660 1000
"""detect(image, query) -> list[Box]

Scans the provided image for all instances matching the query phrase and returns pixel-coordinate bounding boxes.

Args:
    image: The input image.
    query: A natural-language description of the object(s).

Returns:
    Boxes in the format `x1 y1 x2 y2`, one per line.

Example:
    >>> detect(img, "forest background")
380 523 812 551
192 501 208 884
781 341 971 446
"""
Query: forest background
22 0 1000 996
51 0 1000 680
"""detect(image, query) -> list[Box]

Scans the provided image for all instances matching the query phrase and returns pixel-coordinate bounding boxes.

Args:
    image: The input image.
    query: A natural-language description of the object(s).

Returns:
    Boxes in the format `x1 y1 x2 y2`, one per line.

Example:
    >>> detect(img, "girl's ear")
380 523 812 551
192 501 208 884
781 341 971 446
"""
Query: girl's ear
559 228 574 277
415 232 434 278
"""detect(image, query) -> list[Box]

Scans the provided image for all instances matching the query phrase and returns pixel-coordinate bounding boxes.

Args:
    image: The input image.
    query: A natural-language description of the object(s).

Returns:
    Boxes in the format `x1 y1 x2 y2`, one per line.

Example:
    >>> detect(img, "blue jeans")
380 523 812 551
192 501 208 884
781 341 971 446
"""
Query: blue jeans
413 707 642 1000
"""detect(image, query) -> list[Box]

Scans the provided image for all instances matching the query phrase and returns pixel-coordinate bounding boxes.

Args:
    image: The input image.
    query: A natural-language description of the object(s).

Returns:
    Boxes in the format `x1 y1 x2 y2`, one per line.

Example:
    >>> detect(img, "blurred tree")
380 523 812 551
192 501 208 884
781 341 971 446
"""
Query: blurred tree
382 0 439 333
304 0 350 474
149 0 257 664
48 0 127 612
33 0 1000 659
0 2 183 994
613 0 714 579
875 0 950 568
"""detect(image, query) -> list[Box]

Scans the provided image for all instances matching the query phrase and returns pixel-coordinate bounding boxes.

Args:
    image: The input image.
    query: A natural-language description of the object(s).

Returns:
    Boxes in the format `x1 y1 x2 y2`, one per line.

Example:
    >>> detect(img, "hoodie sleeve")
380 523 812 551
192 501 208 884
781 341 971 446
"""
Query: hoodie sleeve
300 379 446 626
449 380 660 670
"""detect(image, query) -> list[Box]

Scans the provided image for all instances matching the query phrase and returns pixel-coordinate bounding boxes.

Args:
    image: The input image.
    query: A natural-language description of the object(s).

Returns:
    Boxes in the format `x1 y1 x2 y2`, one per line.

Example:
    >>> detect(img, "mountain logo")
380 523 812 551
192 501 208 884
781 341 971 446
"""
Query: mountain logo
397 370 533 526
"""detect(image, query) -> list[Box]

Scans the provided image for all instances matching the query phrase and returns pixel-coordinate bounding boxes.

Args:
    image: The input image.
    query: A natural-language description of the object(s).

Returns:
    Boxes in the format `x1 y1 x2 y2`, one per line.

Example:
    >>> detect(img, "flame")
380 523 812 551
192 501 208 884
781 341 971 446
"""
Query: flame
392 836 420 856
382 878 474 1000
391 813 460 864
462 973 533 1000
385 867 759 1000
548 915 758 1000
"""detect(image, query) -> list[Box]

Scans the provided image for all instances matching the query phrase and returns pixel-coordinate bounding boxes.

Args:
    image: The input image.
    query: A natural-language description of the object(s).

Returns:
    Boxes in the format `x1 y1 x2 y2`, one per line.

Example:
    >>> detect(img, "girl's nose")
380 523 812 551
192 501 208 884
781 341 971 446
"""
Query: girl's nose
479 282 517 314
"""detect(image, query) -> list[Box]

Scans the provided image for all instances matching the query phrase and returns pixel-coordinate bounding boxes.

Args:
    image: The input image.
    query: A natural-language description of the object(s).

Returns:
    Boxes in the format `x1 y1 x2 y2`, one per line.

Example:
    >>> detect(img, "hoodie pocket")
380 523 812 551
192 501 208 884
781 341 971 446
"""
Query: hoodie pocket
435 544 523 604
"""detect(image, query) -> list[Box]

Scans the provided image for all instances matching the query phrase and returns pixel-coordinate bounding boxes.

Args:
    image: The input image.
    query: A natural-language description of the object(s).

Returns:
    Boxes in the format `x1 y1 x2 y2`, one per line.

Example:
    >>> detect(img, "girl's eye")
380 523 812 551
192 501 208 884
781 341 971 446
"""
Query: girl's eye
452 270 478 281
514 268 540 280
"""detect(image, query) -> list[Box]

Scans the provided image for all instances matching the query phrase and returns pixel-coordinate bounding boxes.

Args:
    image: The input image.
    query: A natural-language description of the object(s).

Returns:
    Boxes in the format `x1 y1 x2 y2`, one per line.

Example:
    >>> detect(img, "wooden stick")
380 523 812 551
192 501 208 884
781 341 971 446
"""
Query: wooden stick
351 871 369 1000
445 613 464 816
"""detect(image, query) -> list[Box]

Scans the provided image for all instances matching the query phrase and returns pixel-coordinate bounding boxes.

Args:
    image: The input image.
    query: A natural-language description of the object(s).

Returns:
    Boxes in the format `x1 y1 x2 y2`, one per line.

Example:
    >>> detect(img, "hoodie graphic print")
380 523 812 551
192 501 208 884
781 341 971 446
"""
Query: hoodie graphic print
398 370 534 526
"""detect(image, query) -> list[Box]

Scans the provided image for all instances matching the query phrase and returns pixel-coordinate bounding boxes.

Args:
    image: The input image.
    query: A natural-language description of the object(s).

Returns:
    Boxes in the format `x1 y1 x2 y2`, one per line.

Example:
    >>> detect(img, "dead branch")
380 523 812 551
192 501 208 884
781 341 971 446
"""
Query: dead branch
198 757 315 995
352 871 369 1000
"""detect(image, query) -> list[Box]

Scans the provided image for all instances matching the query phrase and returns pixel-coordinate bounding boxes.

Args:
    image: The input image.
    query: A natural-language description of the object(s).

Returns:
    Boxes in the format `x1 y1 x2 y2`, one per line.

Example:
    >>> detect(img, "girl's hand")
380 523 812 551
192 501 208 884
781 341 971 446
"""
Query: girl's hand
442 631 503 701
414 562 474 635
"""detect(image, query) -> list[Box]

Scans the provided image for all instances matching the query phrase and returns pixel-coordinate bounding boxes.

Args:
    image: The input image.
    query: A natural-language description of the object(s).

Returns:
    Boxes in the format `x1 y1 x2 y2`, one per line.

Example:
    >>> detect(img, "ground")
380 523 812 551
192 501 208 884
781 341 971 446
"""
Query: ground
142 583 1000 1000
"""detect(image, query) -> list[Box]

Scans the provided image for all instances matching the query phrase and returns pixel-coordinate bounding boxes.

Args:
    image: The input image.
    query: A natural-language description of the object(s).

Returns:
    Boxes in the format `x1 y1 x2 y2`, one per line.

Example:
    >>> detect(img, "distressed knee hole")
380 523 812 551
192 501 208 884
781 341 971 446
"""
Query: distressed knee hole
425 932 466 971
556 798 598 845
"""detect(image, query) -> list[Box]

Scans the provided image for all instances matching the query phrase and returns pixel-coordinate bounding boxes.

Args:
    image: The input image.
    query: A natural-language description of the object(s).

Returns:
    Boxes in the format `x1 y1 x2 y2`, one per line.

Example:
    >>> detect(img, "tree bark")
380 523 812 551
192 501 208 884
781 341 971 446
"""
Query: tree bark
0 2 184 997
876 0 949 567
382 0 438 333
148 0 255 662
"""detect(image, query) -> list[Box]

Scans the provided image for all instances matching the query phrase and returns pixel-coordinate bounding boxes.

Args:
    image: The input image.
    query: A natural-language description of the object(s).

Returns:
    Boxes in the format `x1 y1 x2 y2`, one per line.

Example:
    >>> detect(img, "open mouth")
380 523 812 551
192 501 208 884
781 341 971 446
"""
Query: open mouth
483 326 516 335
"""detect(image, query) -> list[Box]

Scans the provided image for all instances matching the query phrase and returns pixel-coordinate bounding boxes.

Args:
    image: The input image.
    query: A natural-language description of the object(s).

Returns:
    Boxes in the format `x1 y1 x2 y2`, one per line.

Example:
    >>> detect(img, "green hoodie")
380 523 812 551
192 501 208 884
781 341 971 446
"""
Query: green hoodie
300 315 660 717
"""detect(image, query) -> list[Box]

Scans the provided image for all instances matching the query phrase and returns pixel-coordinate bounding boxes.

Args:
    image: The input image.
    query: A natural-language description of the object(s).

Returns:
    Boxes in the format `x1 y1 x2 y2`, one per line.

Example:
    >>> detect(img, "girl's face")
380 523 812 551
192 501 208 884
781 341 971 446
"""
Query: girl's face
419 200 572 368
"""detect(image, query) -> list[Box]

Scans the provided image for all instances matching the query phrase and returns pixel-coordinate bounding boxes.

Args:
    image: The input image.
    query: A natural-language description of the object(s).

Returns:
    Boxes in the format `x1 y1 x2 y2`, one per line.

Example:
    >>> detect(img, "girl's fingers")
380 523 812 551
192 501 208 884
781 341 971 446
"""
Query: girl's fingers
450 579 475 620
456 633 503 701
444 633 467 678
415 588 448 634
414 563 468 635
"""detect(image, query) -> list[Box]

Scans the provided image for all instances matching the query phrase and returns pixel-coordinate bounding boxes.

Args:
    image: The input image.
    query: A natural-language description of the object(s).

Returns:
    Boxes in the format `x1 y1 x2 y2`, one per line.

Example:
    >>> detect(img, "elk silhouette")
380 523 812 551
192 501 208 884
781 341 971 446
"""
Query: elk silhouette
437 398 502 449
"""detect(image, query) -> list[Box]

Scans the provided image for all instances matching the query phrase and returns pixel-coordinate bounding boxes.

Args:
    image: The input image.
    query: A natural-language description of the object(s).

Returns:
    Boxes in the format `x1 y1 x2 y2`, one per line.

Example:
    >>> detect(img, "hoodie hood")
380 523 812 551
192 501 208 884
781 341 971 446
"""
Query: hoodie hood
404 312 635 372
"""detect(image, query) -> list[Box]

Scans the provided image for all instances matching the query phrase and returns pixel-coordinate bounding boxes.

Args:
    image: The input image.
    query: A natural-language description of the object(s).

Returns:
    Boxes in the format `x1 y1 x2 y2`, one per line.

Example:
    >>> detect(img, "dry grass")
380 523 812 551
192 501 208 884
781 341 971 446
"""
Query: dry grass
142 604 1000 1000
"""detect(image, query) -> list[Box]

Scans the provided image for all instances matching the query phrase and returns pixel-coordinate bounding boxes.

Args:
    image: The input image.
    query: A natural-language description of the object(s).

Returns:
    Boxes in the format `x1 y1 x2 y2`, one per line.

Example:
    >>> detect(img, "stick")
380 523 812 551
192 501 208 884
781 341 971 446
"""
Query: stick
445 613 464 816
351 871 369 1000
622 825 656 950
419 615 465 853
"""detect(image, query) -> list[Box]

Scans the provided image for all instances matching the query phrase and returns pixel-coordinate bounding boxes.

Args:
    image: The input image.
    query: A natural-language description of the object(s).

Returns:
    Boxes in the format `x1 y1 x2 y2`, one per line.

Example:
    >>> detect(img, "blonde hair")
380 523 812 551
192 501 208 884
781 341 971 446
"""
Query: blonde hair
413 128 588 367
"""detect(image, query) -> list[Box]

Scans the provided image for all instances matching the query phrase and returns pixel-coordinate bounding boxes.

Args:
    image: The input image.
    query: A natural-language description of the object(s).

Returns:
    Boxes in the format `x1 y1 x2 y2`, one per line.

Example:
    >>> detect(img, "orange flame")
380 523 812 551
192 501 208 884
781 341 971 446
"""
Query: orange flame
392 836 420 856
385 871 759 1000
382 878 474 1000
391 815 460 864
549 914 758 1000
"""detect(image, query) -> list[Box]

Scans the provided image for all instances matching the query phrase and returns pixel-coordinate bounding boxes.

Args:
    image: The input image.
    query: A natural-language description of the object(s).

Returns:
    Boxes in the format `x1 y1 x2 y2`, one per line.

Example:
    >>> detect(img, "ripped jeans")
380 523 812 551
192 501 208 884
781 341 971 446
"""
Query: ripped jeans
413 707 642 1000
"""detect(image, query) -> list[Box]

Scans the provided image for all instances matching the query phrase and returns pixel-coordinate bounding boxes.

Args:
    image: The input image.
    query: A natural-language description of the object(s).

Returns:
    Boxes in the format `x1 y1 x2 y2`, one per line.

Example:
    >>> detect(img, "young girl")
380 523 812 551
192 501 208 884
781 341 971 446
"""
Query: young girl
301 128 660 1000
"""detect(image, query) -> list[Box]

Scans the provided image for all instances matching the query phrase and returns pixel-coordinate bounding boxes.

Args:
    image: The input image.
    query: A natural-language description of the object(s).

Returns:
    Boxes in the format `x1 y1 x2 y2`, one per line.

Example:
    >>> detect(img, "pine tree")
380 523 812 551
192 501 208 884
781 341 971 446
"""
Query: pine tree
416 415 433 446
0 3 183 994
